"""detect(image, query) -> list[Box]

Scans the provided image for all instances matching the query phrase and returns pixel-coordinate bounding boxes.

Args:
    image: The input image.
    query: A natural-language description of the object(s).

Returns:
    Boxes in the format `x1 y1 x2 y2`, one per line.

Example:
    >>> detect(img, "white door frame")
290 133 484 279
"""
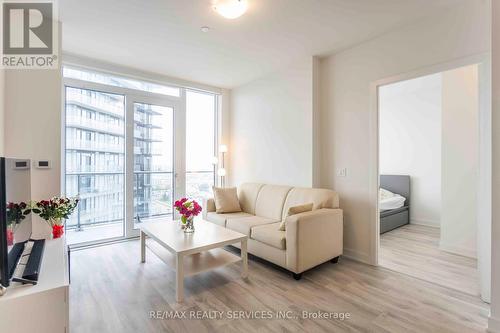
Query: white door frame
368 53 491 301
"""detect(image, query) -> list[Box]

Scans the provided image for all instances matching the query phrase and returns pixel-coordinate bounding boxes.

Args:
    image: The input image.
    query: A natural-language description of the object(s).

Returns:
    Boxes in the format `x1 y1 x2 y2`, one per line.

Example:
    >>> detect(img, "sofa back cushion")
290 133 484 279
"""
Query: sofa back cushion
237 183 264 214
255 184 293 220
281 187 339 220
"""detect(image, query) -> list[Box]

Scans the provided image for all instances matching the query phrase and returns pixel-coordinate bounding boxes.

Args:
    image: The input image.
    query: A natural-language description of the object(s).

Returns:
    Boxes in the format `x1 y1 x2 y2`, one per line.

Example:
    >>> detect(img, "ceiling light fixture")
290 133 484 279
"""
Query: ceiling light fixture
201 26 210 32
213 0 248 19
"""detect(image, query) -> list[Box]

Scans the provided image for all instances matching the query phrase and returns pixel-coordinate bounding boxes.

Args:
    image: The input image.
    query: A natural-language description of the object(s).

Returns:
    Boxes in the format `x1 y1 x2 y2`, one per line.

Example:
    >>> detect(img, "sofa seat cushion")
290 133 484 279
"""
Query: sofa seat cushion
205 212 252 227
226 216 278 236
251 222 286 250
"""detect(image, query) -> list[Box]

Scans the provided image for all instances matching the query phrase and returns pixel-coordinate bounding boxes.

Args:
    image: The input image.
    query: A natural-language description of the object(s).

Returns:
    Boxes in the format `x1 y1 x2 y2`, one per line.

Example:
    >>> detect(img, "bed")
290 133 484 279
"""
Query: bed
380 175 410 234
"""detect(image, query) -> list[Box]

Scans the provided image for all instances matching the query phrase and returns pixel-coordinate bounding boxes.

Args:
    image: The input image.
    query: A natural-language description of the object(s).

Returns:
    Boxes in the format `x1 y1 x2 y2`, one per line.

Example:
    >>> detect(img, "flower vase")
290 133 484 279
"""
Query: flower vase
52 224 64 239
6 225 14 246
49 218 64 239
184 216 195 233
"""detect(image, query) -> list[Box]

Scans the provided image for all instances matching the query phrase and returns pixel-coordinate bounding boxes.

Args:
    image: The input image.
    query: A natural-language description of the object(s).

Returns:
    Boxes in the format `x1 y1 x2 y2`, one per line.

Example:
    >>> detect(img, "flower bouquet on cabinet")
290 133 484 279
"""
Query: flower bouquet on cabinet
28 197 79 239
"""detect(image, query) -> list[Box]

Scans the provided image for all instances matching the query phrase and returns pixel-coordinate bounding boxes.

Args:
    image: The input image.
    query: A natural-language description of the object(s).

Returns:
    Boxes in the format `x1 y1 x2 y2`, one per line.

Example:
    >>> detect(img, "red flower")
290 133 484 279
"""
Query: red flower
174 197 203 220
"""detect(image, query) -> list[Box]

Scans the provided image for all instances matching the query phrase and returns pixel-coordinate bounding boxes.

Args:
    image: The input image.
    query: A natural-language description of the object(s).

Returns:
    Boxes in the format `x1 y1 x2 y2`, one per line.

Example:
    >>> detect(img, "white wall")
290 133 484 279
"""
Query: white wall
379 73 442 226
4 69 62 238
229 57 316 187
489 1 500 330
318 0 490 263
440 65 479 259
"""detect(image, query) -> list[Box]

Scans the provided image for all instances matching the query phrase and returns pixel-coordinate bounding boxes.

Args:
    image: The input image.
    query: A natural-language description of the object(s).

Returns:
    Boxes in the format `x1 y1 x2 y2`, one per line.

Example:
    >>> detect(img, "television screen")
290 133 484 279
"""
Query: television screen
0 158 32 287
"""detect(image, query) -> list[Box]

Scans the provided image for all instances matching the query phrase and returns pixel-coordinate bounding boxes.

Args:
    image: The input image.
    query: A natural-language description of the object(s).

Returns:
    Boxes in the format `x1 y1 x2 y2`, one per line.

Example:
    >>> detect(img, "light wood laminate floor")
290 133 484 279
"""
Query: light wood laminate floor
380 224 480 296
70 239 488 333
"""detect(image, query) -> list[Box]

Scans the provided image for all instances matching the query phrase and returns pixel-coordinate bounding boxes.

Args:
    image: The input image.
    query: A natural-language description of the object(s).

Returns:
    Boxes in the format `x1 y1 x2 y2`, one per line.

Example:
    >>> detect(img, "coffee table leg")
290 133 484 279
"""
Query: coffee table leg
176 253 184 302
140 231 146 263
241 238 248 279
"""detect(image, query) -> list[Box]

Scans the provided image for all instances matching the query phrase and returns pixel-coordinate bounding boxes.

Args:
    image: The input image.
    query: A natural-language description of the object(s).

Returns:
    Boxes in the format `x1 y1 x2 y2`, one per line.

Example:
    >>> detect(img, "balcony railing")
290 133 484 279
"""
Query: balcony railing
65 171 214 232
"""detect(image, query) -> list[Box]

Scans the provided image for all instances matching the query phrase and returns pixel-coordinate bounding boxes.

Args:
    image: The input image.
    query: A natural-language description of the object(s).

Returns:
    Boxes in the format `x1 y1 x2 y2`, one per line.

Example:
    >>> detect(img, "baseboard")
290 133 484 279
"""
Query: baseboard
410 219 440 227
343 248 372 265
488 316 500 333
439 242 477 259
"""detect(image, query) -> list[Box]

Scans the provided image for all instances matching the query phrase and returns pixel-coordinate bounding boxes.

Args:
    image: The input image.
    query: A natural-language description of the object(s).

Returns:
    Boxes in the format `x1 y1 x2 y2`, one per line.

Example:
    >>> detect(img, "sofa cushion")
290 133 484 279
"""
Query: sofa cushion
251 222 286 250
279 203 313 231
281 187 340 220
237 183 264 214
254 185 293 220
226 216 278 236
213 187 242 213
205 212 252 227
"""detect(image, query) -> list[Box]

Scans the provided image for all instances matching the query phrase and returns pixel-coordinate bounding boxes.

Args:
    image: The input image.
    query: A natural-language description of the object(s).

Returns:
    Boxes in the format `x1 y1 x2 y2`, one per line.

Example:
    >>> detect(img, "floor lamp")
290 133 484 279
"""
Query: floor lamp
217 144 227 187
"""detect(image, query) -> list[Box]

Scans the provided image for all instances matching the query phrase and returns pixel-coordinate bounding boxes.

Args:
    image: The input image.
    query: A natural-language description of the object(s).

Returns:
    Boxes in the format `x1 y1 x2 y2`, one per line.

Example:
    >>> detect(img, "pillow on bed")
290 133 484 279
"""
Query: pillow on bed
380 195 406 211
379 188 396 201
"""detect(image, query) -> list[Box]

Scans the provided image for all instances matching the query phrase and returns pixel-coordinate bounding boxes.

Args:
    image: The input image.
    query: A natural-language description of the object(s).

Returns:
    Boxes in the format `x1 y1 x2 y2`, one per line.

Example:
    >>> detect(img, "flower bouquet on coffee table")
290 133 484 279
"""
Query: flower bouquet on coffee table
174 198 202 233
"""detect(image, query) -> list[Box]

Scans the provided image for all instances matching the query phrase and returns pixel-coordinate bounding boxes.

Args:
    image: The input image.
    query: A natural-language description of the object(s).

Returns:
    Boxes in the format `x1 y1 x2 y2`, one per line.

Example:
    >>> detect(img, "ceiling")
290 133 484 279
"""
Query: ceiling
60 0 465 89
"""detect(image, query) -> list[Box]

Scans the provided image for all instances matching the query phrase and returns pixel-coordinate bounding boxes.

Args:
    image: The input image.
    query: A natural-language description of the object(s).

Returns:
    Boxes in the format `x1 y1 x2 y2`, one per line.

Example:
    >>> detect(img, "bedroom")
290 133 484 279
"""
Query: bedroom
377 64 488 301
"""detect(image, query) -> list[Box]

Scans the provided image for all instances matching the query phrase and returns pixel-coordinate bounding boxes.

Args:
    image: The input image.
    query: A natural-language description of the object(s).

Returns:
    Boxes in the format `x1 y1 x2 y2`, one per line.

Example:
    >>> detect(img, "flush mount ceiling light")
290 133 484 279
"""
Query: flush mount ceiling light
213 0 248 19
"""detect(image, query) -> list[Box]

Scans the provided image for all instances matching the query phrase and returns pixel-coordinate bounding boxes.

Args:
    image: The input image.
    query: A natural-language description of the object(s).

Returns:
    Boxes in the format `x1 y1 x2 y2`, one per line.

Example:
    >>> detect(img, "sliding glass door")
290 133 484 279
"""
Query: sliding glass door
63 67 218 246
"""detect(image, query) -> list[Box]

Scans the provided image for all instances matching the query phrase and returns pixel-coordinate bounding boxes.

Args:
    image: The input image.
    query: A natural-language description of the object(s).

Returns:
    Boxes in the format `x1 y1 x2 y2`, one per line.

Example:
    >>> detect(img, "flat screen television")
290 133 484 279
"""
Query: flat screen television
0 157 32 287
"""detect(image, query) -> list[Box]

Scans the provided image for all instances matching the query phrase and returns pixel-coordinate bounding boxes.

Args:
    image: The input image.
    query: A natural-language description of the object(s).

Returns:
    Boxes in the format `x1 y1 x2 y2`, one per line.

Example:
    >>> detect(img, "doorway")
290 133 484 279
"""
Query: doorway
371 56 491 303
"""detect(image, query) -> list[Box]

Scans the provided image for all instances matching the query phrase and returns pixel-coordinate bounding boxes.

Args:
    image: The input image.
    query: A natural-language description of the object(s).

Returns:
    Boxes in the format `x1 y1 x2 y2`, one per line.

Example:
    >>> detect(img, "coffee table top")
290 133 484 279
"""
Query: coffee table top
139 218 247 255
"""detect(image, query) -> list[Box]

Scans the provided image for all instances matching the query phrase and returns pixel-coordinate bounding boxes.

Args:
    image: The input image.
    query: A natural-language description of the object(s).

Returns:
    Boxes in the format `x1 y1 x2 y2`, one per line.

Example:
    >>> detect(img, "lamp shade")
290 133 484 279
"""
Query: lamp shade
217 168 226 177
213 0 248 19
211 156 219 165
219 144 228 153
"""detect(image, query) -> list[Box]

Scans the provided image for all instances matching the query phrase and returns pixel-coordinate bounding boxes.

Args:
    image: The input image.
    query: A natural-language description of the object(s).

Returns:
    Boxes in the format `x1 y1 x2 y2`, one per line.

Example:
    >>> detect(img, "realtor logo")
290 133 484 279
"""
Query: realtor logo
1 1 58 69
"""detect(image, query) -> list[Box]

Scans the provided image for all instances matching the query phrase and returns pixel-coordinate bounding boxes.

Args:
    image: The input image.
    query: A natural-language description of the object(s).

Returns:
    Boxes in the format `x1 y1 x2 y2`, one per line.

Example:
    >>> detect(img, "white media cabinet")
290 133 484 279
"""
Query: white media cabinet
0 237 70 333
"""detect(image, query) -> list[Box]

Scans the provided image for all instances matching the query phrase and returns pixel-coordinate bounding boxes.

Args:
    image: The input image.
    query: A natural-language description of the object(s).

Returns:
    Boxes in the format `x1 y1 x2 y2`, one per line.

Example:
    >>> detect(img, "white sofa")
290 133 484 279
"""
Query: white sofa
203 183 343 279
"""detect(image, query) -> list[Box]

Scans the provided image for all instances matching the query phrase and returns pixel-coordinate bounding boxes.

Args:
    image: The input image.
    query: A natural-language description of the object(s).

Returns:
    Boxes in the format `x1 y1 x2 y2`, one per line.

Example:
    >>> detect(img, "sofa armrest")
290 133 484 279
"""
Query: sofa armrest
285 208 343 273
202 198 216 219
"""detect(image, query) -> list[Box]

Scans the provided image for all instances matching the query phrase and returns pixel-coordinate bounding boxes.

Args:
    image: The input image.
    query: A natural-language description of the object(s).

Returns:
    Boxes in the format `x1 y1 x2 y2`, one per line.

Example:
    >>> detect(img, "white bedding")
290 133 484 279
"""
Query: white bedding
379 188 406 211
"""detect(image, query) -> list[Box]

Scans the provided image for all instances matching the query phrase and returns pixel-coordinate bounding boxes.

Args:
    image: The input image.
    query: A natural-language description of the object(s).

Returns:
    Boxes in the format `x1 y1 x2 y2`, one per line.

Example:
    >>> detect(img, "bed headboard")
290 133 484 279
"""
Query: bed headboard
380 175 410 206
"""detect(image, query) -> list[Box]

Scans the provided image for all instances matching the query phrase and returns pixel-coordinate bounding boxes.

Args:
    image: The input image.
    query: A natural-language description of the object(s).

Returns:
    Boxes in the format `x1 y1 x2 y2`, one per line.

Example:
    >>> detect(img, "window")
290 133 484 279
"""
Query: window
63 66 219 246
186 90 216 204
63 67 181 97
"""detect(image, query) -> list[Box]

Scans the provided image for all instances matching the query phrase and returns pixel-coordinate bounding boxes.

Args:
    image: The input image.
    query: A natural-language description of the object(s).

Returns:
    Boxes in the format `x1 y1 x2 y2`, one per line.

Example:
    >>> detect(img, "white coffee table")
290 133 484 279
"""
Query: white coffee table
140 218 248 302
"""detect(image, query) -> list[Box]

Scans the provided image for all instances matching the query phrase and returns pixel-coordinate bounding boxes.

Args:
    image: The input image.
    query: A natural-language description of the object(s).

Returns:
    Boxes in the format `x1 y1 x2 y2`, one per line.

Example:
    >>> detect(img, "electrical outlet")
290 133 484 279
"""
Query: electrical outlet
338 168 347 177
